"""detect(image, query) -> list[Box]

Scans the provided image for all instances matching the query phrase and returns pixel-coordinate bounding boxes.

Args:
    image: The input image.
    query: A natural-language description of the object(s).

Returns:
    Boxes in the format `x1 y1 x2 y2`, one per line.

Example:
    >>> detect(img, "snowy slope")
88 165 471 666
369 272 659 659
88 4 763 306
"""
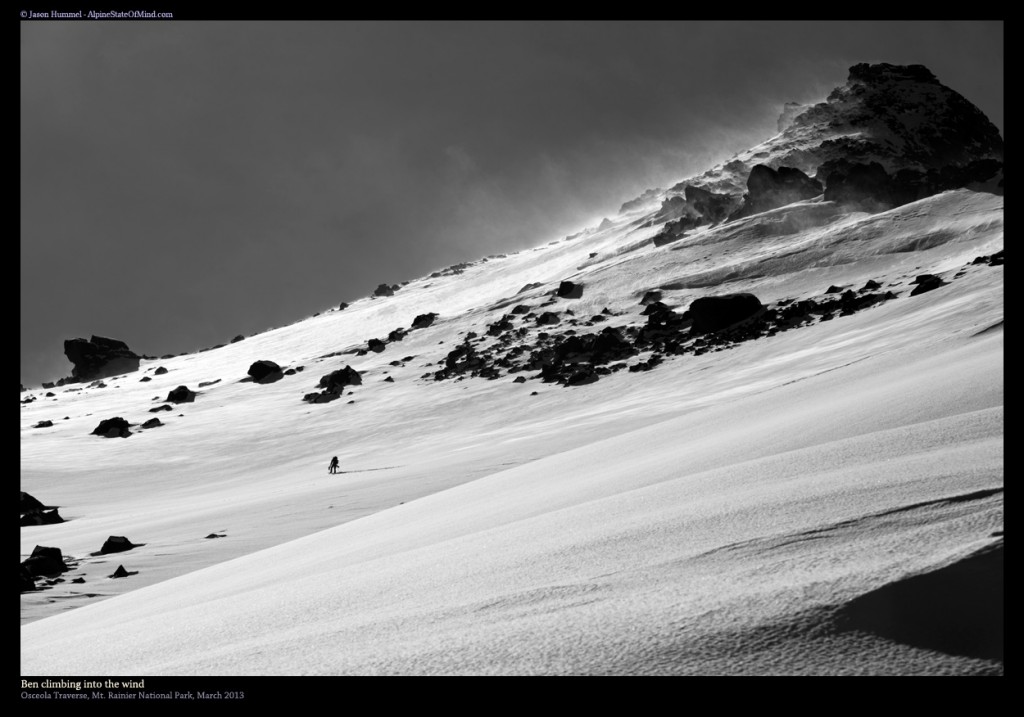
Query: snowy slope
20 183 1003 674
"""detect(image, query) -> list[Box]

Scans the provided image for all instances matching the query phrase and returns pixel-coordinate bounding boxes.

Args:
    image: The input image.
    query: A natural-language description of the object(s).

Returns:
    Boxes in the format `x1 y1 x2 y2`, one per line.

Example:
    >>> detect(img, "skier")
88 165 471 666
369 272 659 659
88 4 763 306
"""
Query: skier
328 456 339 474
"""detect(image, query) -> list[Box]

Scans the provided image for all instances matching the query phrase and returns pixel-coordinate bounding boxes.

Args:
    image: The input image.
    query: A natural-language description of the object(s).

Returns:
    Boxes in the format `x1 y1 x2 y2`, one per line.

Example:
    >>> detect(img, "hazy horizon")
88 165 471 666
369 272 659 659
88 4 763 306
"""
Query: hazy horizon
20 20 1003 386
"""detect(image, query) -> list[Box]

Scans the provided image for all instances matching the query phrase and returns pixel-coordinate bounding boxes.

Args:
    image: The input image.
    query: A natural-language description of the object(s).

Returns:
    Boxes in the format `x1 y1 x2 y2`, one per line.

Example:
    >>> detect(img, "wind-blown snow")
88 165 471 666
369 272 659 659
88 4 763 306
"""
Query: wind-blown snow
21 188 1002 675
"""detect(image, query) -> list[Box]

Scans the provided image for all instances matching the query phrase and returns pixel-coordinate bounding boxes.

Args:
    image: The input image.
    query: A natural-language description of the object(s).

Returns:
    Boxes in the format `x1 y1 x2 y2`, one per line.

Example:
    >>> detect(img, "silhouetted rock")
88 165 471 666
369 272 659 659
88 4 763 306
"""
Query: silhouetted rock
149 404 173 413
20 565 37 592
166 386 196 403
338 302 349 311
198 379 221 387
247 360 283 384
231 334 245 343
91 417 131 438
21 491 46 513
316 366 363 395
42 382 54 389
825 285 845 294
689 294 764 334
640 291 662 306
511 304 531 315
22 545 68 577
861 279 882 291
33 420 53 428
20 508 63 526
823 161 894 209
110 565 136 578
383 376 395 383
729 165 822 220
513 376 526 383
388 329 407 342
99 536 138 554
140 376 151 382
412 313 437 329
368 338 386 353
557 281 584 299
685 185 741 224
63 335 141 382
536 312 560 326
141 418 163 428
910 275 946 296
154 367 168 375
373 283 395 297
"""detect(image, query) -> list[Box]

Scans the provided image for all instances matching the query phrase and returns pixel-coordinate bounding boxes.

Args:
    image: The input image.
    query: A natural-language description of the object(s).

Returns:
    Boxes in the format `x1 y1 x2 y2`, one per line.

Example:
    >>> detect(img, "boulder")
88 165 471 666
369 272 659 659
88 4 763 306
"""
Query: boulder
166 386 196 403
90 417 131 438
373 283 395 297
338 302 349 311
154 366 168 375
99 536 138 554
63 335 141 382
33 420 53 428
22 545 68 577
688 293 764 334
411 313 437 329
536 312 560 326
141 418 163 428
42 382 54 389
910 275 946 296
230 334 245 343
557 281 584 299
149 404 173 413
368 338 386 353
247 360 284 384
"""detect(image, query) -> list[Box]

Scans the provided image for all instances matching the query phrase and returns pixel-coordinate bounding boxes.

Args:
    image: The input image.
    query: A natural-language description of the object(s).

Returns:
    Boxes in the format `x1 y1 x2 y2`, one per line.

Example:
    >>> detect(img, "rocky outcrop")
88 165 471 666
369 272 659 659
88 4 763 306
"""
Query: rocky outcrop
305 365 362 403
373 283 395 297
90 417 131 438
729 165 823 220
688 294 765 334
21 509 63 526
63 335 141 382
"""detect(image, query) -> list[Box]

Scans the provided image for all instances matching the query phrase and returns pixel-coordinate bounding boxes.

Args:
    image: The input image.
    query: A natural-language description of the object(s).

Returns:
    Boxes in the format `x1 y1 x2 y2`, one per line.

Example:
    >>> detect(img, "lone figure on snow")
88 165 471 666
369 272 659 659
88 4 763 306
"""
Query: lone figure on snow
328 456 340 474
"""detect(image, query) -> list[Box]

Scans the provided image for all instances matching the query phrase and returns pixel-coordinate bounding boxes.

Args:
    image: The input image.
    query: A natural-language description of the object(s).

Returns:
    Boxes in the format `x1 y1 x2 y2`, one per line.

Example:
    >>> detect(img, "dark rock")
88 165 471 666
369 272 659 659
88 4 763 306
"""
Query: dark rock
91 417 131 438
910 275 946 296
42 382 54 389
110 565 135 578
20 508 63 526
565 368 599 386
284 368 296 376
316 365 363 394
411 313 437 329
71 577 85 583
22 545 68 577
368 338 386 353
373 283 395 297
384 376 395 383
989 250 1004 266
338 302 349 311
536 312 560 326
689 294 764 334
513 376 526 383
511 304 531 315
99 536 138 554
517 282 543 294
63 335 141 382
684 185 741 225
198 379 221 388
825 285 845 294
247 360 284 384
303 391 340 404
861 279 882 291
557 281 584 299
154 367 168 375
45 391 55 397
140 376 152 382
823 161 894 209
149 404 173 413
166 386 196 403
640 291 662 305
729 165 822 220
388 328 407 342
21 491 47 513
20 565 37 592
141 418 163 428
33 420 53 428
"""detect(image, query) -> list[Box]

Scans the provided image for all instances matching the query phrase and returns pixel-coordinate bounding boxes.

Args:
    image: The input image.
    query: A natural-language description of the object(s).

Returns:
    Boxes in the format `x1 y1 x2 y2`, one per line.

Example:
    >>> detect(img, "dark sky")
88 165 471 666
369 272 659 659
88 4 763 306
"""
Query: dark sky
20 20 1003 386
